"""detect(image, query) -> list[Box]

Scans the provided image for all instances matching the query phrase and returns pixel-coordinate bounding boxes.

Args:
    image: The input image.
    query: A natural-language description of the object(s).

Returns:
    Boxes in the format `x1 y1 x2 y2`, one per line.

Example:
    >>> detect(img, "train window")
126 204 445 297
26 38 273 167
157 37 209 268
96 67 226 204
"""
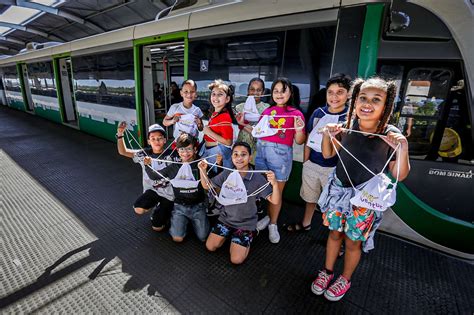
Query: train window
189 25 336 117
27 61 57 98
397 68 452 158
73 49 135 109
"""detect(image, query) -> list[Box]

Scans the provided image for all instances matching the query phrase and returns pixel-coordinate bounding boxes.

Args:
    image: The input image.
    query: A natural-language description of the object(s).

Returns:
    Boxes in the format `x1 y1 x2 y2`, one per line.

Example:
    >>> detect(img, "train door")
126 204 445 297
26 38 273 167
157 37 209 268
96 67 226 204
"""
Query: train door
57 57 78 126
0 76 7 106
19 64 34 113
141 41 185 139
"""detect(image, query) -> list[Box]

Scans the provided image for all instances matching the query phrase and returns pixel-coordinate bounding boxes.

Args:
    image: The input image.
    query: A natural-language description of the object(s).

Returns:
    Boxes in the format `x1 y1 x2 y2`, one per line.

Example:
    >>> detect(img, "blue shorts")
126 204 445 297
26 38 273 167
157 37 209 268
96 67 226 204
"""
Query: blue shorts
201 144 233 168
255 140 293 181
170 202 209 242
211 221 255 248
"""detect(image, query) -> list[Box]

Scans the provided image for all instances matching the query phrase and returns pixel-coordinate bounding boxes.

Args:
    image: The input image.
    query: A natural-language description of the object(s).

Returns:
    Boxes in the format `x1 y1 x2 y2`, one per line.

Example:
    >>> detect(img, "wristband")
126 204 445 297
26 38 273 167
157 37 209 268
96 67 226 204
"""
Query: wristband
116 133 124 139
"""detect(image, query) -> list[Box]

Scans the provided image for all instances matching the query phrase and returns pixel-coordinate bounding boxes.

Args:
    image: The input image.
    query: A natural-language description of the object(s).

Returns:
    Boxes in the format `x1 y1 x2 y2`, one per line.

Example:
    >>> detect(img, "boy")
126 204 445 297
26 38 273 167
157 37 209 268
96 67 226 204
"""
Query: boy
163 80 204 139
117 122 176 231
288 74 351 232
144 134 209 242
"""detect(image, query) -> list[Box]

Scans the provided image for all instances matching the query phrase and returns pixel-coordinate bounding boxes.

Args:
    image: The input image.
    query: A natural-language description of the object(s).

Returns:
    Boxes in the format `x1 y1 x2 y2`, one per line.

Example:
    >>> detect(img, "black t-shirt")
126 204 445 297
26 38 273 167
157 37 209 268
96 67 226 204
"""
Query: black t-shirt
145 159 205 204
335 124 401 187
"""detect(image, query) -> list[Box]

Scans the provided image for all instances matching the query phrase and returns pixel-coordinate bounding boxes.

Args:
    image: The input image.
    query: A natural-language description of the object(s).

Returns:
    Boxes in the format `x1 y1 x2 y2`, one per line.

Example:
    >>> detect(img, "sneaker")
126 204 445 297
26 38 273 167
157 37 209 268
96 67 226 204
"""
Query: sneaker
324 275 351 301
256 215 270 231
311 270 334 295
268 223 280 243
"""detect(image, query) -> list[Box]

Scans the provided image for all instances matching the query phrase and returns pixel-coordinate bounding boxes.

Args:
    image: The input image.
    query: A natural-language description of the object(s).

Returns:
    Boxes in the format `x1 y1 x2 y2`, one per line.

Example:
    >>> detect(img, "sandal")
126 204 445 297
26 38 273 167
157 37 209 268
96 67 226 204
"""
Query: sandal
285 222 311 232
151 225 166 232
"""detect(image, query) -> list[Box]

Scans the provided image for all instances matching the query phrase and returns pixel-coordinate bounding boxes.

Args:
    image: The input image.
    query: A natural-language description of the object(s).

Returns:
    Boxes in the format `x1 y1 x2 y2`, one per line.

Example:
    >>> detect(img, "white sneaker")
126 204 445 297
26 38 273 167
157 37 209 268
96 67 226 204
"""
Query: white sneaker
256 215 270 231
268 224 280 243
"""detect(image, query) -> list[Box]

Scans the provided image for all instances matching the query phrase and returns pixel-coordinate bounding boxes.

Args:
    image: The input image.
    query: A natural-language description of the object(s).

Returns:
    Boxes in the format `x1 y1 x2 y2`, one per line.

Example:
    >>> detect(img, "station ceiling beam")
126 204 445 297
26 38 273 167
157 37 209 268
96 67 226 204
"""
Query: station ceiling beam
0 21 63 41
0 35 25 46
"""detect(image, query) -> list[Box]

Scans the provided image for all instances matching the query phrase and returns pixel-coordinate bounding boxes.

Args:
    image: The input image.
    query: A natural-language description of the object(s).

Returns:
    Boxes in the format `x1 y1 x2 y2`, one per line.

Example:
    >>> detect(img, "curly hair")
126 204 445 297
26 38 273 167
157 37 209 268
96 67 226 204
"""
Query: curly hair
208 79 236 123
346 77 397 134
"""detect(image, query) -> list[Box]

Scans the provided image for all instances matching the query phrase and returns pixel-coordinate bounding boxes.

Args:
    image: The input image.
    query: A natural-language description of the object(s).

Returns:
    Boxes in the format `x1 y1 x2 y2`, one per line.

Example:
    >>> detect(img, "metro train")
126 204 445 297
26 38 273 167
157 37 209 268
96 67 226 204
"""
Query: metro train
0 0 472 259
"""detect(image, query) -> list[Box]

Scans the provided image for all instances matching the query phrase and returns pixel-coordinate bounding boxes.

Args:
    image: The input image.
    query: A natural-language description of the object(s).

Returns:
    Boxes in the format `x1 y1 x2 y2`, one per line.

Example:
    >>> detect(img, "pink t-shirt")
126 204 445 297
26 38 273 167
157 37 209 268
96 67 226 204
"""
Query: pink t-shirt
259 105 305 147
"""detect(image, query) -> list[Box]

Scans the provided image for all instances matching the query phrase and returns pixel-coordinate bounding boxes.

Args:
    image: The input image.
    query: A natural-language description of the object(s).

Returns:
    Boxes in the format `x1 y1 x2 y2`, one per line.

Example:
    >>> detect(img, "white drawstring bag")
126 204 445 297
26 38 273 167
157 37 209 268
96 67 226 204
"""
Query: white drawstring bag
216 170 248 206
251 115 278 138
176 113 198 136
170 163 200 188
243 96 260 122
307 111 341 152
331 133 401 212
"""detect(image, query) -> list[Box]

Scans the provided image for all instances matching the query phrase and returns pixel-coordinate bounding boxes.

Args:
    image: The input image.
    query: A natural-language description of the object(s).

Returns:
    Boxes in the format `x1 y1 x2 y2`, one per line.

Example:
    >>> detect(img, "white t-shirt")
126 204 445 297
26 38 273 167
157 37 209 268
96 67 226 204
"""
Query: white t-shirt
166 102 204 139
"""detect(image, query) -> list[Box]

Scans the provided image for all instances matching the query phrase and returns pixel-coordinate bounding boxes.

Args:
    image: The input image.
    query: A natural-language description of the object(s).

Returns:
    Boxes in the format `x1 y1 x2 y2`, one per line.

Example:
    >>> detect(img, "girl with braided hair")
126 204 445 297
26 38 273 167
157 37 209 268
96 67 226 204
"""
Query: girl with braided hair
311 77 410 302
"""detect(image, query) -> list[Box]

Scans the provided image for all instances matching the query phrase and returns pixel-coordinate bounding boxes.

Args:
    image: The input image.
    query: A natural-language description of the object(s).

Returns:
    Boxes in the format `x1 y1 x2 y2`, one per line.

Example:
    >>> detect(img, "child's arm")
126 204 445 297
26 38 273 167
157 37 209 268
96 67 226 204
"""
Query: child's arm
195 116 204 131
116 121 136 158
143 156 168 180
197 160 211 190
265 171 281 205
294 116 306 145
321 123 343 159
384 132 411 181
163 114 179 127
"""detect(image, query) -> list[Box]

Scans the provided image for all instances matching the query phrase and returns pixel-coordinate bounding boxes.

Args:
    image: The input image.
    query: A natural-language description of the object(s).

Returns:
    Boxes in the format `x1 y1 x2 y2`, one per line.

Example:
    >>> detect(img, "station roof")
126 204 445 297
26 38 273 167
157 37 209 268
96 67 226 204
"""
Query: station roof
0 0 195 58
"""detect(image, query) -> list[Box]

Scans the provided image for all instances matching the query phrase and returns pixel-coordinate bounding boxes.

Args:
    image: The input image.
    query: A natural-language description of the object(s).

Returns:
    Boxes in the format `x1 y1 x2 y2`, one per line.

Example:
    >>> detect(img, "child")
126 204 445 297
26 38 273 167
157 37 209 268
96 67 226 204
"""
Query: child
198 142 281 264
163 80 204 139
116 122 175 231
144 134 209 242
289 74 351 232
311 77 410 301
235 78 270 164
254 77 306 243
202 79 236 168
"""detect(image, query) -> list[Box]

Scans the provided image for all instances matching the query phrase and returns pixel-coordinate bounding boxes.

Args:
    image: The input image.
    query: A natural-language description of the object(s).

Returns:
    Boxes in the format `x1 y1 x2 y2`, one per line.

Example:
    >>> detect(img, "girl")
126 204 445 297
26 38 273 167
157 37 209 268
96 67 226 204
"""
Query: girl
202 79 236 168
254 77 306 244
198 142 281 264
311 77 410 301
235 78 270 164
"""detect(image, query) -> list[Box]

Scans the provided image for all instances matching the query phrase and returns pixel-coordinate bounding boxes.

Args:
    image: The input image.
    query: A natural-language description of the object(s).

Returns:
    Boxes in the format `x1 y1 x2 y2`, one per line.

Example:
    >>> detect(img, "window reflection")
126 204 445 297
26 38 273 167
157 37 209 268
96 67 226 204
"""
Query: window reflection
27 61 57 98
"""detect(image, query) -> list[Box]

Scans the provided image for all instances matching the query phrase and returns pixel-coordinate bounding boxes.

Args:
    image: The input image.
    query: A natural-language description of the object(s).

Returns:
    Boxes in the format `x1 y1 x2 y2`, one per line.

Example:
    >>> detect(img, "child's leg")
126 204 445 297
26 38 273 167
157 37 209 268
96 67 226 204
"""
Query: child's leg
206 233 226 251
169 204 189 242
190 202 209 242
229 243 250 265
151 197 174 231
229 228 254 265
133 190 160 215
341 236 362 280
325 230 344 271
268 181 286 224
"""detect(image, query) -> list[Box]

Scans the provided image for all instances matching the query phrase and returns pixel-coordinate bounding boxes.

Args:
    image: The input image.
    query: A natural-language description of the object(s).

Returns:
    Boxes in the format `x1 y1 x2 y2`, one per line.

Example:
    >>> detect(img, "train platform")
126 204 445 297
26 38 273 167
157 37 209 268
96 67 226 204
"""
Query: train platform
0 106 473 314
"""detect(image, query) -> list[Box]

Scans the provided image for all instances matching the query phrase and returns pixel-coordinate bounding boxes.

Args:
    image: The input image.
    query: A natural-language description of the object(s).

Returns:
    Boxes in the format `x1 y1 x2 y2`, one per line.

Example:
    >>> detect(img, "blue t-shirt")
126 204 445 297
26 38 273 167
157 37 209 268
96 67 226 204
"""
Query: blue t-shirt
307 105 348 167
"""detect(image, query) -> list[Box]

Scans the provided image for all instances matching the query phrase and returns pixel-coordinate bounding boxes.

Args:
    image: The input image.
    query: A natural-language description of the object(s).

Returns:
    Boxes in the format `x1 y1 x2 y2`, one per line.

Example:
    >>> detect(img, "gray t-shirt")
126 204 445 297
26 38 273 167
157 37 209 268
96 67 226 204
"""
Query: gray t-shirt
166 102 204 139
211 170 273 231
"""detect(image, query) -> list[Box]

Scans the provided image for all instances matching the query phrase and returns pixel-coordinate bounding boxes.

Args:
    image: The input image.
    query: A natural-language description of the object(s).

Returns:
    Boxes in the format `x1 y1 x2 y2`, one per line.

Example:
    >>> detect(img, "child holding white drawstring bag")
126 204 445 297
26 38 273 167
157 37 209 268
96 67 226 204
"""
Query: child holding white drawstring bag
311 77 410 302
198 142 281 265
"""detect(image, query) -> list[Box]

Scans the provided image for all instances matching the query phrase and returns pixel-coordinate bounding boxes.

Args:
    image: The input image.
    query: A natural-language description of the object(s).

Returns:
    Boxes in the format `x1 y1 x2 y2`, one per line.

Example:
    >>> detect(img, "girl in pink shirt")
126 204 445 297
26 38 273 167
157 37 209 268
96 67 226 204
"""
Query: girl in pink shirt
254 77 306 243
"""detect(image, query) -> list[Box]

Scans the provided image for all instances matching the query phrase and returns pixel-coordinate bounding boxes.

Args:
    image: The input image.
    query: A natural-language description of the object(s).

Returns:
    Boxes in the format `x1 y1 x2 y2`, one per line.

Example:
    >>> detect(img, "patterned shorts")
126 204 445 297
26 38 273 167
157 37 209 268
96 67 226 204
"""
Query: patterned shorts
211 221 255 248
322 206 375 242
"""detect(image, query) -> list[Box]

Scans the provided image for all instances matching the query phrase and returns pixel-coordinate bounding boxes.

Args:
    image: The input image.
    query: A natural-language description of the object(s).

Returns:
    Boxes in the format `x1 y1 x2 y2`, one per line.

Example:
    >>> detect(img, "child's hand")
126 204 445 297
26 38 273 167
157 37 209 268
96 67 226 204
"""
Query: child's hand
384 132 408 151
198 160 208 171
322 123 343 137
294 116 305 131
143 156 152 165
266 171 277 185
173 115 180 123
203 125 212 136
236 112 246 126
216 154 223 165
117 121 126 135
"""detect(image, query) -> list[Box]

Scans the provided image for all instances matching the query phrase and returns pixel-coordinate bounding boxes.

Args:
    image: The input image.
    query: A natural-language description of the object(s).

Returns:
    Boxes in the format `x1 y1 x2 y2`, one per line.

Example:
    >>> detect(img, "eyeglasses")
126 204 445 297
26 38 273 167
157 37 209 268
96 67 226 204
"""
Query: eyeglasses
178 147 194 152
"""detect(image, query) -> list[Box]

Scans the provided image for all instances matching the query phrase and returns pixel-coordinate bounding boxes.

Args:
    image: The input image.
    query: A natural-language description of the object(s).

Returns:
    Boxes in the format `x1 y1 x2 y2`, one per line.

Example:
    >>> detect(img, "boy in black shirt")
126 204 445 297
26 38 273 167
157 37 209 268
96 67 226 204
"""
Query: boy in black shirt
144 134 209 242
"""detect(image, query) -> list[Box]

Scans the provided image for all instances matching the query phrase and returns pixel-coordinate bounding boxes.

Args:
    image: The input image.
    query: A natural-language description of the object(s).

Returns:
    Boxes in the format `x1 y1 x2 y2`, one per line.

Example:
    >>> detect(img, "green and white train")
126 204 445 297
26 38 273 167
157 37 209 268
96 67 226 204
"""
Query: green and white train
1 0 472 259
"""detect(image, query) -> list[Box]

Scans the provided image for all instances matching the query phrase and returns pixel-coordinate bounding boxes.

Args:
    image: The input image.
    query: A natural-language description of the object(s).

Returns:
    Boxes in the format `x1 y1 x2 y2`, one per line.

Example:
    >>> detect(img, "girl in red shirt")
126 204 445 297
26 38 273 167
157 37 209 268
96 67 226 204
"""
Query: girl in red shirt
202 79 236 168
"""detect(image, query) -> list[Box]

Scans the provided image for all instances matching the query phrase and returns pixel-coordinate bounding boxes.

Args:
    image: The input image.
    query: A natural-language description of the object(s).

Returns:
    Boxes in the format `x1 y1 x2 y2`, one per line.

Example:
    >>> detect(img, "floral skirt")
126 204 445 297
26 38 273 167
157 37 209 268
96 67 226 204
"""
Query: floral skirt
322 206 375 242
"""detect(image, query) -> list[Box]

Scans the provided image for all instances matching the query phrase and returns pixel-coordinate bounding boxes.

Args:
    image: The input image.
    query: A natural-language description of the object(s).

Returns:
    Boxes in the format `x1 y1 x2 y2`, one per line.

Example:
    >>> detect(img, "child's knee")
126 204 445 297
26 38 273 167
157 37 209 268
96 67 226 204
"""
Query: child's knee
172 236 184 243
206 241 217 252
230 254 246 265
344 237 362 250
134 207 147 215
329 230 344 241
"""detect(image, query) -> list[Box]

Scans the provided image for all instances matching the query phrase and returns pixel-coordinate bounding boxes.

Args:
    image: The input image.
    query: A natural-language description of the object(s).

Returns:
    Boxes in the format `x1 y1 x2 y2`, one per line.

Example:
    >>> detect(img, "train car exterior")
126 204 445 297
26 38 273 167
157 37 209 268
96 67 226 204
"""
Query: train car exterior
0 0 472 259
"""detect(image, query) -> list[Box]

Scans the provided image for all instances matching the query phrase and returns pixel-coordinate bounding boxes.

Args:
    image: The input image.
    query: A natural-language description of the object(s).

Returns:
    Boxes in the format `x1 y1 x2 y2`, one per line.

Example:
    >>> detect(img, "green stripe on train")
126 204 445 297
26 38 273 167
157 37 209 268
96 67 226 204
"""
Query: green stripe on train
78 116 140 146
34 107 62 123
8 100 25 111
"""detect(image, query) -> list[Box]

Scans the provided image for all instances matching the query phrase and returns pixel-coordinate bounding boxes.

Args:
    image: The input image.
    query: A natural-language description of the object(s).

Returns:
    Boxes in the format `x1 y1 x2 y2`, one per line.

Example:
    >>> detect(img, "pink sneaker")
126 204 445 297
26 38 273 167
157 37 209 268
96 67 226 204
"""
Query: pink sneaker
311 270 334 295
324 275 351 301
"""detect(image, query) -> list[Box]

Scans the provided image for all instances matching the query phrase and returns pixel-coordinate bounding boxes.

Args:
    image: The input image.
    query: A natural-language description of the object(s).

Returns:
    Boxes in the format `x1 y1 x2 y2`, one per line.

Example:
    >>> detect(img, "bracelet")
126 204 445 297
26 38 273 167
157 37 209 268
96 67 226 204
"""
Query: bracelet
115 133 124 139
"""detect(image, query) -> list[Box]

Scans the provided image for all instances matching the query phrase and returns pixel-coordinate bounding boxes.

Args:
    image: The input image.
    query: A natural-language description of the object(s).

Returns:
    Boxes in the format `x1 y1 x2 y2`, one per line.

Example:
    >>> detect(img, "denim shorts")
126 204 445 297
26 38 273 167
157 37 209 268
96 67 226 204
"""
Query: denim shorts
201 144 233 168
211 221 255 248
169 201 209 242
255 140 293 181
